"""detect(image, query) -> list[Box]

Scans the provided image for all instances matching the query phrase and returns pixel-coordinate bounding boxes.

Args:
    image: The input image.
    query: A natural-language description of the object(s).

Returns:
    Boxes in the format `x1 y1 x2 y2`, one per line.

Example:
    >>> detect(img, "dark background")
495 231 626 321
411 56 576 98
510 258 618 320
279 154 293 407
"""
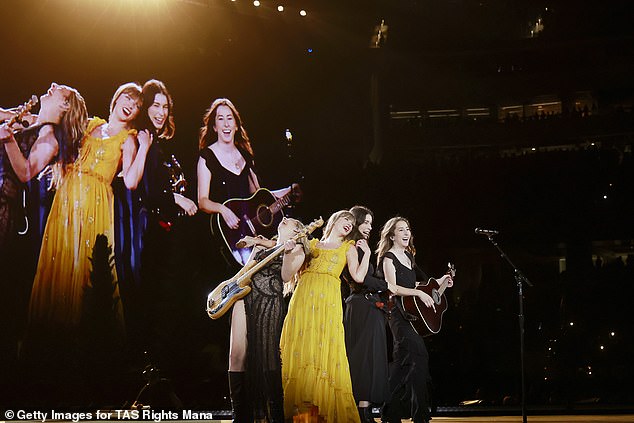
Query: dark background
1 0 634 415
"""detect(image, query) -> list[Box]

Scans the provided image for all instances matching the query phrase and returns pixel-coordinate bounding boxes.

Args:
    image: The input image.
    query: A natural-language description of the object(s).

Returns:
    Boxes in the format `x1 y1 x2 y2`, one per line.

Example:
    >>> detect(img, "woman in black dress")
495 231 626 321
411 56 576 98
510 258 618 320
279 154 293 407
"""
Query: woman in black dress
377 217 453 423
225 217 308 422
196 97 293 267
343 205 389 422
196 98 295 422
128 80 198 375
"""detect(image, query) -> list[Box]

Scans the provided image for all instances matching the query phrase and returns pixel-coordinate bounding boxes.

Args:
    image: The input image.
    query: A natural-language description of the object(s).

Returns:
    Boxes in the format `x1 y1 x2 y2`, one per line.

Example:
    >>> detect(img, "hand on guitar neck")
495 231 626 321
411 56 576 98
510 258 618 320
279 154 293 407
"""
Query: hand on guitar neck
235 235 276 249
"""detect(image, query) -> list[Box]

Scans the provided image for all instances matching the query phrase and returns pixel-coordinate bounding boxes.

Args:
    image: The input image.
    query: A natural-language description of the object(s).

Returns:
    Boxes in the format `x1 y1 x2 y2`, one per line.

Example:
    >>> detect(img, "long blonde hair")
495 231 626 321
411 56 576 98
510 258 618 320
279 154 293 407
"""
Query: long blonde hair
50 86 88 189
376 216 416 266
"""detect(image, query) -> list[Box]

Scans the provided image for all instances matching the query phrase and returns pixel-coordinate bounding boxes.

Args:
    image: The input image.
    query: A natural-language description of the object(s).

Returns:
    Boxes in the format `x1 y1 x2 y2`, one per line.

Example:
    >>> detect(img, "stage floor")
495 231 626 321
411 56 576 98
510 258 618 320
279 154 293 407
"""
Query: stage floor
179 416 634 423
197 417 634 423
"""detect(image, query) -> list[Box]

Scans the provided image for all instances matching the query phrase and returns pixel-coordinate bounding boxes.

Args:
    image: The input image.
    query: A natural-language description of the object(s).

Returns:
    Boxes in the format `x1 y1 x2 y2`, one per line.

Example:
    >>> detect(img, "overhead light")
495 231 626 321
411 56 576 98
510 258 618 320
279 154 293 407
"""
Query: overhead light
299 9 307 16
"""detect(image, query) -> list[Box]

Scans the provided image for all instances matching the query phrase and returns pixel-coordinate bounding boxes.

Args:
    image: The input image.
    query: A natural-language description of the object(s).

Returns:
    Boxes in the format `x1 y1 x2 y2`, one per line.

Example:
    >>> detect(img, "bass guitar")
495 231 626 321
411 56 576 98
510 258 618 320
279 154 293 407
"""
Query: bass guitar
211 187 300 265
400 262 455 337
206 217 323 320
2 95 38 128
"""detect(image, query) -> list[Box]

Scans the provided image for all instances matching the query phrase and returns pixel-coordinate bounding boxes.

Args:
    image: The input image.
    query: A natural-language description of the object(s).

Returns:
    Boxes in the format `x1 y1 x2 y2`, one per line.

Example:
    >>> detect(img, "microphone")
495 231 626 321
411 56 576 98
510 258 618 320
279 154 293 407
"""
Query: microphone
475 228 499 236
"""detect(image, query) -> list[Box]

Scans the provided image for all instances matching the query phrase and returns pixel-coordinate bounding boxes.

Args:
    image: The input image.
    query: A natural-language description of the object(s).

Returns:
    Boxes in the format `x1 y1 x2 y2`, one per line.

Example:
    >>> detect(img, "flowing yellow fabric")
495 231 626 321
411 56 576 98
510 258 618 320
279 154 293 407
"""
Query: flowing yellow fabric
281 238 360 423
28 117 133 329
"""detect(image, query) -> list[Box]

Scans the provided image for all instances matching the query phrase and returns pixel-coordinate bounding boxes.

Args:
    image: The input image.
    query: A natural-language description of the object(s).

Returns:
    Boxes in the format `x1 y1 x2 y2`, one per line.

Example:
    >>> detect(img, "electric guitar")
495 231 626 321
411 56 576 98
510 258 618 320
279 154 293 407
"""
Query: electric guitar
211 187 300 265
400 262 455 337
206 217 323 320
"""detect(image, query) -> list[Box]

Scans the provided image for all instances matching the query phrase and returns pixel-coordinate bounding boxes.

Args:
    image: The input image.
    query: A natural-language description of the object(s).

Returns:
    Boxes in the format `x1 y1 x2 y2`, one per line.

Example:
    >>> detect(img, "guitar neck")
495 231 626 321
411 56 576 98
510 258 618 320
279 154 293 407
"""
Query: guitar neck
235 217 323 287
435 266 455 296
269 192 291 214
237 244 286 287
436 279 448 296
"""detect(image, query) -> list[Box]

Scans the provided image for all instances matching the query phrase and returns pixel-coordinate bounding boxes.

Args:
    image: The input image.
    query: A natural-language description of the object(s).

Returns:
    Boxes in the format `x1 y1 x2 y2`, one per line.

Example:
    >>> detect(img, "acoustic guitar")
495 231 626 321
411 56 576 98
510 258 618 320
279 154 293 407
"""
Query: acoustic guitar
211 187 300 265
206 217 323 320
400 263 455 337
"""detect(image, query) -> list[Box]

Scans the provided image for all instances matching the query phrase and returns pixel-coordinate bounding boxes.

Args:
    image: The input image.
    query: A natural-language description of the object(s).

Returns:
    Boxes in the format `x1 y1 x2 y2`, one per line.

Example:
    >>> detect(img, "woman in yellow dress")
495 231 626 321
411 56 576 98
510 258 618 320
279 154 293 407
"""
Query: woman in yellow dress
28 82 153 332
280 210 371 422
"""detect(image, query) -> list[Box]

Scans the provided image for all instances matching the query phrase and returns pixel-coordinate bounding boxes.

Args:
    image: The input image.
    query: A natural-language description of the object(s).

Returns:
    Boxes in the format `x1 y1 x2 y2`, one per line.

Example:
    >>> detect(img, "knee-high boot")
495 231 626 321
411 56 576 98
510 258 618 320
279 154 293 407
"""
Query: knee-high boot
265 370 285 423
228 371 253 423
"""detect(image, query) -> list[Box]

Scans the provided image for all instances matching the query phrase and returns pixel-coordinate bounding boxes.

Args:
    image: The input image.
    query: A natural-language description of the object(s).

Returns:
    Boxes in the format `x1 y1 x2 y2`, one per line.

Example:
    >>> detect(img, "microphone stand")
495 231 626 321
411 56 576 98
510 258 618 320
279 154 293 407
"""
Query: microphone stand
483 233 532 423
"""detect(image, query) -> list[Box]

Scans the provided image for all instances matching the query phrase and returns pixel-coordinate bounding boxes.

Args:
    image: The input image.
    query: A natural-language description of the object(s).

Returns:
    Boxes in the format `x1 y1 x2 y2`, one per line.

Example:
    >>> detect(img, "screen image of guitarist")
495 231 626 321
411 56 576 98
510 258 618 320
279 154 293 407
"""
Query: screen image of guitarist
196 97 301 265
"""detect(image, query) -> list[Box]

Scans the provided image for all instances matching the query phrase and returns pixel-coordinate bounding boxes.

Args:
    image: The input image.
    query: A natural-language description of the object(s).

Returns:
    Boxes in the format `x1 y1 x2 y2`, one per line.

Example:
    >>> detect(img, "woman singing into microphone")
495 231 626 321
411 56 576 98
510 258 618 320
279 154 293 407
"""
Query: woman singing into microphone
0 83 87 254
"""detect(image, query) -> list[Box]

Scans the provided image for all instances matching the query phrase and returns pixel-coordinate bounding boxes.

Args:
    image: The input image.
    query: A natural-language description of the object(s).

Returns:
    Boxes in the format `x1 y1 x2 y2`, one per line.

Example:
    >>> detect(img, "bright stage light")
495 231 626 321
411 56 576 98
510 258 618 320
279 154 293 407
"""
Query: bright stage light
299 9 307 16
254 0 260 6
277 5 284 12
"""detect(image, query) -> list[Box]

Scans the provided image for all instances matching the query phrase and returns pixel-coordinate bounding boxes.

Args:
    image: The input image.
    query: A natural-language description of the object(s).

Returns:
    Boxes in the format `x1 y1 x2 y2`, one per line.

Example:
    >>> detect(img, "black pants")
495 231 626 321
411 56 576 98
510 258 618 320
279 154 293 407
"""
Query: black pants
382 309 431 423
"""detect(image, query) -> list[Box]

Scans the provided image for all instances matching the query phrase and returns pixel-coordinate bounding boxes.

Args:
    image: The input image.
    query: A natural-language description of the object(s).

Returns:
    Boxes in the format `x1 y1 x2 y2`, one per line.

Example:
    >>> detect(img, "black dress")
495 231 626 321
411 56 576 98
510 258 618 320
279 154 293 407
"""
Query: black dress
199 146 254 269
139 140 196 374
343 248 390 405
0 123 56 375
243 248 287 420
0 123 54 253
381 251 432 423
114 136 196 374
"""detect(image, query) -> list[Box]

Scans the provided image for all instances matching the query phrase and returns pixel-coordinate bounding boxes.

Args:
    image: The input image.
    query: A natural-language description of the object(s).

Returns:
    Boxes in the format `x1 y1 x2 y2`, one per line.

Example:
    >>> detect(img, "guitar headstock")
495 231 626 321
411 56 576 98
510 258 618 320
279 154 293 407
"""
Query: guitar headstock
447 262 456 278
7 95 38 127
293 217 323 240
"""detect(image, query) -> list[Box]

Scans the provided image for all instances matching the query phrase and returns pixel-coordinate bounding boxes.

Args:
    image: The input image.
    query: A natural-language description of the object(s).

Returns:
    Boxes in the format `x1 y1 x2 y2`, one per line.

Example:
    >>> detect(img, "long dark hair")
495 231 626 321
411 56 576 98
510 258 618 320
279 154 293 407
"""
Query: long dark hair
137 79 175 139
198 98 254 160
376 216 416 265
349 205 374 242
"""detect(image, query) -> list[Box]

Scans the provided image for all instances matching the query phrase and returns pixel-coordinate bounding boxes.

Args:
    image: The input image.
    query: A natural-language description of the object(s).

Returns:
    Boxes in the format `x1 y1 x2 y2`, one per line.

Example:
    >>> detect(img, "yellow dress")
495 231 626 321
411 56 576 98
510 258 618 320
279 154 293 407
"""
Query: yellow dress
280 238 360 423
28 117 133 329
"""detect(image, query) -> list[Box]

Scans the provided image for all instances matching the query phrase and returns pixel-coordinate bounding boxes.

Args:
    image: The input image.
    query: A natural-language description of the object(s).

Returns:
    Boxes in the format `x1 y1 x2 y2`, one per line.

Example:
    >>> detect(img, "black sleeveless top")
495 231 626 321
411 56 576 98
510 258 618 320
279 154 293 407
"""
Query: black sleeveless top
199 147 254 203
382 250 428 316
382 251 425 289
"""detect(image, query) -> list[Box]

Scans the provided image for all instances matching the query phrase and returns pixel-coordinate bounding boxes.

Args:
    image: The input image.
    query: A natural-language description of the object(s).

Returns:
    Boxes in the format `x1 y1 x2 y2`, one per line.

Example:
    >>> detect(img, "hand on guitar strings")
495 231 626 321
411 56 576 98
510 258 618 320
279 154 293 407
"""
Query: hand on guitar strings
416 290 436 312
220 204 240 229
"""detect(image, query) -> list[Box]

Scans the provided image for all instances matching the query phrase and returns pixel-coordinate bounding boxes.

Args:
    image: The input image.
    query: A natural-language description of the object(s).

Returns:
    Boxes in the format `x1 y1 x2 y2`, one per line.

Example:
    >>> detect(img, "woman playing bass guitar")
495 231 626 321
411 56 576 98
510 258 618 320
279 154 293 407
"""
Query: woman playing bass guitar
225 216 310 422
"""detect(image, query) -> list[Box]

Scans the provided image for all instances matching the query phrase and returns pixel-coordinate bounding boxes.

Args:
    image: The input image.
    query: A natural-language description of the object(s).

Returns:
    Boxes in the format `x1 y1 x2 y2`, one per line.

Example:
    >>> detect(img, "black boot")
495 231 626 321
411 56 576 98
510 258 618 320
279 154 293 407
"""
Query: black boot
265 370 285 423
358 406 374 423
228 371 253 423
